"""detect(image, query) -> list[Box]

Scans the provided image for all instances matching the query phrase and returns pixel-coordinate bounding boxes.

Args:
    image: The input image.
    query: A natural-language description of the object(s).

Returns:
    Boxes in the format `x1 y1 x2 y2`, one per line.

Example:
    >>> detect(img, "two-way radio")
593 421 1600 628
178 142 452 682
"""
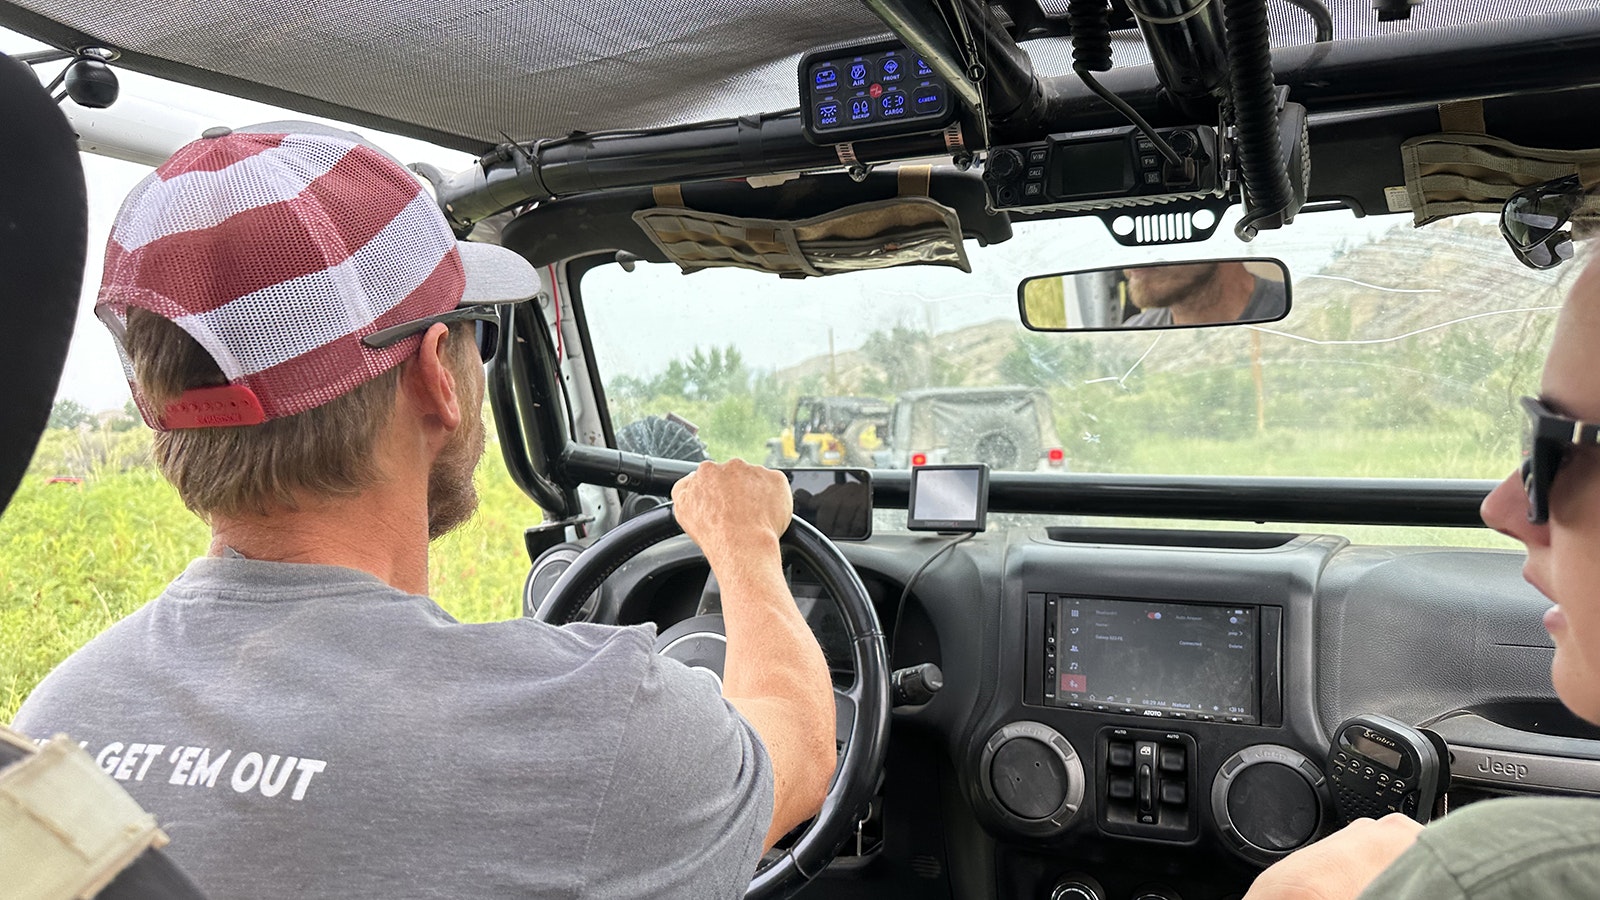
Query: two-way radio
1326 714 1450 825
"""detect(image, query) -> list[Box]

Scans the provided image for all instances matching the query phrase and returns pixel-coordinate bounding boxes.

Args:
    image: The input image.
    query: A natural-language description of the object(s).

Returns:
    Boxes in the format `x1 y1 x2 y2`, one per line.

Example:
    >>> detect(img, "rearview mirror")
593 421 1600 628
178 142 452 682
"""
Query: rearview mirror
1018 259 1291 331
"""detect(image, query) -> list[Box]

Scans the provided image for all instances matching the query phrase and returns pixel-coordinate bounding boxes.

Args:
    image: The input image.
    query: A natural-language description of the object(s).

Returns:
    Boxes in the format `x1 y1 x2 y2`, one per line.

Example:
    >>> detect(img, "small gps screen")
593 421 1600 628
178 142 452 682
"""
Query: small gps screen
907 464 988 532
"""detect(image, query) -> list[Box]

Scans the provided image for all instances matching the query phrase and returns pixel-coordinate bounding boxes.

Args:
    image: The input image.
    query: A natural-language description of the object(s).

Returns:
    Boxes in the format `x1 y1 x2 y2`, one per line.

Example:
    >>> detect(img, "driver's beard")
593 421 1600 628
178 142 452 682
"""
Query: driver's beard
427 399 486 540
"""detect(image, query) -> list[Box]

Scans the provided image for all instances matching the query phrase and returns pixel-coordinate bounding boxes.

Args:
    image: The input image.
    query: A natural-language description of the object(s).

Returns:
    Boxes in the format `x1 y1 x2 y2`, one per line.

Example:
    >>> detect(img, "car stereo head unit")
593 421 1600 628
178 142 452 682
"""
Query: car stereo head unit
1027 593 1283 726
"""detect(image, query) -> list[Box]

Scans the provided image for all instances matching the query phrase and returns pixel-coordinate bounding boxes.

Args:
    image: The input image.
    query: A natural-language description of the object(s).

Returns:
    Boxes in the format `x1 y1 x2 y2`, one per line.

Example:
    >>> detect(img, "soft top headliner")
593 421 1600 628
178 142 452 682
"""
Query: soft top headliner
3 0 1598 153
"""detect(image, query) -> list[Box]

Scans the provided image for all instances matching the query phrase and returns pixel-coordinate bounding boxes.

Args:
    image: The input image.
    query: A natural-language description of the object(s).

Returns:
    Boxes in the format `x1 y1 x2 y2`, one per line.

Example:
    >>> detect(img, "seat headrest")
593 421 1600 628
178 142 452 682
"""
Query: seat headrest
0 53 88 514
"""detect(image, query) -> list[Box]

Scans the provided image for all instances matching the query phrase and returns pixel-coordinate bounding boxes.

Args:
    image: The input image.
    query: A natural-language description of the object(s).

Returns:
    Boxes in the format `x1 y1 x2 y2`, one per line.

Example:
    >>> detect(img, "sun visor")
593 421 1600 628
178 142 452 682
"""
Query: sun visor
633 166 971 279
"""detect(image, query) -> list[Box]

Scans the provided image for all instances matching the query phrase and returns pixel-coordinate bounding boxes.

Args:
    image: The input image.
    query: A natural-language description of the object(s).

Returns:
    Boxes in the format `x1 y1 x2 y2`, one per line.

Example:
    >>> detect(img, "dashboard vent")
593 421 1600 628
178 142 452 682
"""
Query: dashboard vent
1045 527 1297 550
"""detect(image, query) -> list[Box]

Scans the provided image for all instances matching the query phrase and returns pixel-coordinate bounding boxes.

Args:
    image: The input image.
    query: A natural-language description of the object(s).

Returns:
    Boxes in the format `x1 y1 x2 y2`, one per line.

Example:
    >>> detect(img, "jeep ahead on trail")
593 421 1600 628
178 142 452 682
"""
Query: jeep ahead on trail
9 1 1600 899
880 386 1066 472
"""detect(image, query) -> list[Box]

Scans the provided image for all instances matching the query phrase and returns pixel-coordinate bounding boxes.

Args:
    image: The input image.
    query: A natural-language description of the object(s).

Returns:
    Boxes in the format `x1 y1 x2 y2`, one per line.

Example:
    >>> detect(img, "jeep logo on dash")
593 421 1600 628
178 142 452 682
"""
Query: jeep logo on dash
1476 756 1530 781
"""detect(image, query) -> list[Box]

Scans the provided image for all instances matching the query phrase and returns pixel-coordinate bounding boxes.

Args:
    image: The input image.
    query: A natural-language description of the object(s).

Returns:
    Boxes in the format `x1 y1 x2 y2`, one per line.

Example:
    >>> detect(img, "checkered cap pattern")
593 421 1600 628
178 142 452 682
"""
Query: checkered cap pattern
98 129 467 425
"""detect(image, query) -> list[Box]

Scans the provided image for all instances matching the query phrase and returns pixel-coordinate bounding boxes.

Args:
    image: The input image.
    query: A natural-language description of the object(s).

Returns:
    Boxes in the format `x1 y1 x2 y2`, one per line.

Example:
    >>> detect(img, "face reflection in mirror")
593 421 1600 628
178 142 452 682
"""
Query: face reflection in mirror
1019 258 1290 332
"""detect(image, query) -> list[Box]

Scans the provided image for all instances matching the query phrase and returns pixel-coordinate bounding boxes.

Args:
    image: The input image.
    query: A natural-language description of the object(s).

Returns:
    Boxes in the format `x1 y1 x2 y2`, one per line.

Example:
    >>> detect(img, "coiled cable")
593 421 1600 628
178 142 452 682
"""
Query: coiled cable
1223 0 1294 239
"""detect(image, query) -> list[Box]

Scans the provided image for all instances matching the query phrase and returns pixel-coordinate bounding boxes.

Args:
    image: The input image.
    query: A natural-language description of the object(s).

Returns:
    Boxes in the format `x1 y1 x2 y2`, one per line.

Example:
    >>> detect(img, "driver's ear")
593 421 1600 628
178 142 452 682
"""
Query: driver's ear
401 322 464 434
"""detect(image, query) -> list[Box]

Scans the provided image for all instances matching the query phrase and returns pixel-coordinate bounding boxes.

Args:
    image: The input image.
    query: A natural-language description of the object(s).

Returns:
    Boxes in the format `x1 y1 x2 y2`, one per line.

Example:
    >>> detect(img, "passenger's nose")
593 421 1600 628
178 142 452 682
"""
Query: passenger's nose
1481 467 1549 547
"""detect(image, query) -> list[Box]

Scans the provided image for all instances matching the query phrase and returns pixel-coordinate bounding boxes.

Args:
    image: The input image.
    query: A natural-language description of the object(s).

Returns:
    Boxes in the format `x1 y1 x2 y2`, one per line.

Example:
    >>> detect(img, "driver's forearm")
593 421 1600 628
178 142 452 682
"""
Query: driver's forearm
711 536 837 843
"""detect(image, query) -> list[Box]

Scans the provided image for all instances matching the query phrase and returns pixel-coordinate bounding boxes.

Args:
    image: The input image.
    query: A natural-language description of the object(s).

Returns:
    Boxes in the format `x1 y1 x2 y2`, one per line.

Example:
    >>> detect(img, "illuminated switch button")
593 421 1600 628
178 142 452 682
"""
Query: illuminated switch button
912 84 945 116
915 57 934 77
1160 781 1187 805
1109 744 1135 768
815 101 841 129
880 56 903 81
1159 747 1185 773
1109 777 1135 800
813 66 839 92
879 89 907 118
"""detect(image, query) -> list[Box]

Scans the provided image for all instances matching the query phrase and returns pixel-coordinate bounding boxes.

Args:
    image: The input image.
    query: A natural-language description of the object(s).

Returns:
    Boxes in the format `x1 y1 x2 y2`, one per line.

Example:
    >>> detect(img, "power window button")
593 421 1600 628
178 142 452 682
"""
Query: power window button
1159 746 1185 773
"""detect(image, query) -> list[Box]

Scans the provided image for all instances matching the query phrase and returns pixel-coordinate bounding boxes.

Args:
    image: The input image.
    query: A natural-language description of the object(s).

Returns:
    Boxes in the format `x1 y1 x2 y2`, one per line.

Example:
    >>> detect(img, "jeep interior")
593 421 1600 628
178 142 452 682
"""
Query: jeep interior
7 2 1600 899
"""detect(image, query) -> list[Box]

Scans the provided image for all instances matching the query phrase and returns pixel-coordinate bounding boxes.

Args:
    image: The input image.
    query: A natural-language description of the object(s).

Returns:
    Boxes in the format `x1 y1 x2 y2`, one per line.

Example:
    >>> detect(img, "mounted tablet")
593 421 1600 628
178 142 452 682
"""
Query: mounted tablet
907 464 989 532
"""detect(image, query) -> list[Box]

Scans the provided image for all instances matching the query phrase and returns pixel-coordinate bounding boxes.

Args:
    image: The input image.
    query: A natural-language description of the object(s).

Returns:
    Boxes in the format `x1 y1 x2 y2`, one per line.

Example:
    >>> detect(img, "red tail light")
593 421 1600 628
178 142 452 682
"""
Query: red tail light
911 452 928 467
1047 448 1065 466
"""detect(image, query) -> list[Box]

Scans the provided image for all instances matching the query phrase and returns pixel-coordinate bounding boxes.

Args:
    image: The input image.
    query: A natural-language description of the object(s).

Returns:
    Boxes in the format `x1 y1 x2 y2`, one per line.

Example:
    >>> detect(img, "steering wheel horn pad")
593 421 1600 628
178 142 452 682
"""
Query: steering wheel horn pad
535 504 891 900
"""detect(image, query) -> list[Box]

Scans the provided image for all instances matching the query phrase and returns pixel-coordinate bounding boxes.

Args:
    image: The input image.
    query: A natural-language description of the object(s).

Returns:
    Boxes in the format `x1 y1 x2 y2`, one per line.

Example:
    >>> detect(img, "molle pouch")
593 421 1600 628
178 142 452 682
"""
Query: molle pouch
633 165 971 278
1400 100 1600 227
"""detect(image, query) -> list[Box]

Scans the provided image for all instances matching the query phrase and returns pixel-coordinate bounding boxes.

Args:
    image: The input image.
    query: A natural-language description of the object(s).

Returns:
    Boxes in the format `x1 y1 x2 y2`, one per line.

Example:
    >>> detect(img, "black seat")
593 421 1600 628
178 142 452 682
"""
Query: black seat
0 51 86 513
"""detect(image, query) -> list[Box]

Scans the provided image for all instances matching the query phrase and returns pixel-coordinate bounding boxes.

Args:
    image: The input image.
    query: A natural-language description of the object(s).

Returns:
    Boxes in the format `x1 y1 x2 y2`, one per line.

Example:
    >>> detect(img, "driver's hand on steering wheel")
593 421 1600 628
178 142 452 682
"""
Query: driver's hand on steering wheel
672 459 793 566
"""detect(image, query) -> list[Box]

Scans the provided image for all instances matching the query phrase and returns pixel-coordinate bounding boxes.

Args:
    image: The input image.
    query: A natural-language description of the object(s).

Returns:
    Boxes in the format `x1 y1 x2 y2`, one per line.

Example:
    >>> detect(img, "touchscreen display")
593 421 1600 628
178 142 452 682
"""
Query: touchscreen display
1050 597 1257 721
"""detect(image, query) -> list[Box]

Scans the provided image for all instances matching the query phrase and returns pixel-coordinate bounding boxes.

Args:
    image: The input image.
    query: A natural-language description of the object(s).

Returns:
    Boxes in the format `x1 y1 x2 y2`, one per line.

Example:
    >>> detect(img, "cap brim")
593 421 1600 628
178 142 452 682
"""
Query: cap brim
459 240 543 305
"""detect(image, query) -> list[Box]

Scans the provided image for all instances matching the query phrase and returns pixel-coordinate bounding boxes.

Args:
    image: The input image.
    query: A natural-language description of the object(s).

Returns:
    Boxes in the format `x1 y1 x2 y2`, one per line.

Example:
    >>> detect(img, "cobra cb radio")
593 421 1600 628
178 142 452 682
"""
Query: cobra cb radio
1326 714 1450 825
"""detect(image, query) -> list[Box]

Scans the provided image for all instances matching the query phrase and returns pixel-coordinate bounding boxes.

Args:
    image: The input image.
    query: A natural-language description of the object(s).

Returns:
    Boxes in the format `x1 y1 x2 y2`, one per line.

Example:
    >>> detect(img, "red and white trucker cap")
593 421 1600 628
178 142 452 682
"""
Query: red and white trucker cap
96 121 540 430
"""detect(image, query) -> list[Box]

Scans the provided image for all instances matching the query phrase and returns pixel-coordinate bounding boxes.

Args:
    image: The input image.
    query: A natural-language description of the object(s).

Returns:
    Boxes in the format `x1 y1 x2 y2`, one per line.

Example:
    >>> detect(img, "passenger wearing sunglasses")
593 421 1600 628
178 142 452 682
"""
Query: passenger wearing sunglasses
13 124 836 900
1246 245 1600 899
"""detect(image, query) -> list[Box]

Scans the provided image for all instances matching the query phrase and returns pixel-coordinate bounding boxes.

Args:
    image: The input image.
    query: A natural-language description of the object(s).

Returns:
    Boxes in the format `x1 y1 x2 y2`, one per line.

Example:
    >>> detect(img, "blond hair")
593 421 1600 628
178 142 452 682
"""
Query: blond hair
124 309 471 518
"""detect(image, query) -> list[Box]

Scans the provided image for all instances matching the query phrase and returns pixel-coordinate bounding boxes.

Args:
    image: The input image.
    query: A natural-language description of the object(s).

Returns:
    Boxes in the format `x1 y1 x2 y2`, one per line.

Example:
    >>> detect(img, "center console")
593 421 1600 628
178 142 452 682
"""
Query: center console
967 534 1337 900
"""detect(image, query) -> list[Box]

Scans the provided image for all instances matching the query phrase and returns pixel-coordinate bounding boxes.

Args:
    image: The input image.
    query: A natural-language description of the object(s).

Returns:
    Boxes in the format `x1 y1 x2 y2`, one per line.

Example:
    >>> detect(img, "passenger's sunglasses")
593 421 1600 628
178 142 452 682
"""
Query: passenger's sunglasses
362 306 503 362
1500 175 1583 270
1521 396 1600 524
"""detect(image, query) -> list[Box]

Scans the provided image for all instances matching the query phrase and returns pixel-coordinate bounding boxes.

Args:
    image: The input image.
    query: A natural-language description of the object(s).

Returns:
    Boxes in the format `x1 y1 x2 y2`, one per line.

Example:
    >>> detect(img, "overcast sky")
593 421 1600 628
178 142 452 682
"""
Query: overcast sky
3 27 474 412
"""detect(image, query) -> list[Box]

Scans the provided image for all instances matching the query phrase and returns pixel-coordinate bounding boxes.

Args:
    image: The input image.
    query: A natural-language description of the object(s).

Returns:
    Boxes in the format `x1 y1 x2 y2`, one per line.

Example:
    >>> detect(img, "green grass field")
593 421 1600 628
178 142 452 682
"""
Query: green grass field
3 420 1525 723
1 446 543 722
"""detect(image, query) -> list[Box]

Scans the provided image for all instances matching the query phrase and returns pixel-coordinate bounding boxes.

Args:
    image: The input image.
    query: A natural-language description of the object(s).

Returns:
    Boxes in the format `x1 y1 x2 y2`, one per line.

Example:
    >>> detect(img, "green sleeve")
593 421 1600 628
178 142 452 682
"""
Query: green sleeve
1357 796 1600 900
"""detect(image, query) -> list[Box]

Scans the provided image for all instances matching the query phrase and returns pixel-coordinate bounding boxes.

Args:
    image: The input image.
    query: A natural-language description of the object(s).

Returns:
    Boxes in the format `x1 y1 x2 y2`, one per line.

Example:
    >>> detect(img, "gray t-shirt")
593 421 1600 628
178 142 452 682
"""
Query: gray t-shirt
1357 796 1600 899
12 557 774 900
1123 275 1286 327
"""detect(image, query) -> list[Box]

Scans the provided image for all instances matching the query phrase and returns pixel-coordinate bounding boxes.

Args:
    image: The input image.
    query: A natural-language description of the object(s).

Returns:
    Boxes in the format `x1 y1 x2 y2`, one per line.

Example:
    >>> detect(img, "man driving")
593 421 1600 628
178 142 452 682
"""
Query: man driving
1122 260 1286 327
12 122 837 900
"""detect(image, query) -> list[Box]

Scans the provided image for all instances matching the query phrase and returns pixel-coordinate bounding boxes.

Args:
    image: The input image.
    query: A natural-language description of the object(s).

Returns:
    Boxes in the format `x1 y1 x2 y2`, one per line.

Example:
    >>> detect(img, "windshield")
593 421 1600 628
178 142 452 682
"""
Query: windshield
581 210 1564 533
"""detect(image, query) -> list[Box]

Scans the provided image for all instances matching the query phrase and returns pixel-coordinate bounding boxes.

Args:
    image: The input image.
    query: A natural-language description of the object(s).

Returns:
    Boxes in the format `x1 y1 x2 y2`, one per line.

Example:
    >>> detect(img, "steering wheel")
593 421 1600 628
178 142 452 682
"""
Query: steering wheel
534 504 890 900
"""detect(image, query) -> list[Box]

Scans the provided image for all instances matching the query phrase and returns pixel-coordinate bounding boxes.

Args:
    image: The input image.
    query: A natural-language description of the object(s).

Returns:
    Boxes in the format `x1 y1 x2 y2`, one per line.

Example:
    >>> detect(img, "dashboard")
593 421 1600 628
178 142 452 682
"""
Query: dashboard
525 524 1598 900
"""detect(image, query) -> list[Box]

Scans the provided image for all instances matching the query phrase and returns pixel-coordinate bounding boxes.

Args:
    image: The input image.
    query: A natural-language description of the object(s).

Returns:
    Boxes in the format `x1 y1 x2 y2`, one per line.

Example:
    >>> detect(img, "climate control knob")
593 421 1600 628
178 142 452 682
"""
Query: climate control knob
1211 745 1327 865
979 721 1084 837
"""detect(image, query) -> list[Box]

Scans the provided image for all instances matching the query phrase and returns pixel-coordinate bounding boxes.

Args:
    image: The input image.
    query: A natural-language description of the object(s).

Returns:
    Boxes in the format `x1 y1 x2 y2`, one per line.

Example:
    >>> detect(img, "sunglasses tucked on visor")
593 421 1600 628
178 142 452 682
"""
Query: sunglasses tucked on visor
364 303 505 362
1521 396 1600 523
1501 175 1584 270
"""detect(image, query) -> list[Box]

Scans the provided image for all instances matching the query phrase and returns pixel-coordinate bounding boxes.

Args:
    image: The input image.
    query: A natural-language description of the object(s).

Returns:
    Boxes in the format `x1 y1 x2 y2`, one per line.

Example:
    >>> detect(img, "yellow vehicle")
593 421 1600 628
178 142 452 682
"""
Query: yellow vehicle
766 395 888 468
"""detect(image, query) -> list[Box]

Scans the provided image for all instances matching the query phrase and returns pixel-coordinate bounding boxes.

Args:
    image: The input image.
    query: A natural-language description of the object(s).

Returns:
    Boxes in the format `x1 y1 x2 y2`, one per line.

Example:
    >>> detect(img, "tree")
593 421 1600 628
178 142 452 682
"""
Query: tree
47 399 92 430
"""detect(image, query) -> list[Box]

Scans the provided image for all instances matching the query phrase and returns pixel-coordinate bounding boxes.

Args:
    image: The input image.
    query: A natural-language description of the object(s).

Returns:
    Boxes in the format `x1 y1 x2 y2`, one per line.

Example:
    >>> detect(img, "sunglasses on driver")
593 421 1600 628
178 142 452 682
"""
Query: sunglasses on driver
1521 396 1600 524
362 305 503 363
1500 175 1584 270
